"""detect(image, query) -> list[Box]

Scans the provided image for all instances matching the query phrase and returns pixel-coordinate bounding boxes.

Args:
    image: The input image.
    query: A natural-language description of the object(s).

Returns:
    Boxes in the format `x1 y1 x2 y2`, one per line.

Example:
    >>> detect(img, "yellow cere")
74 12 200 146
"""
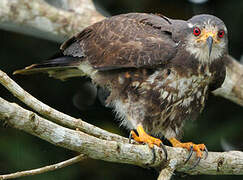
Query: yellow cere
196 29 220 44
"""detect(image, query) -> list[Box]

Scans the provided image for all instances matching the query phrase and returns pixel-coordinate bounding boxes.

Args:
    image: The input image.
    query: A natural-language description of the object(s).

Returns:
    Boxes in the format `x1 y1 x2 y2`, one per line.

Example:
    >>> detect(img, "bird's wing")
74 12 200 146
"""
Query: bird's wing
14 13 179 80
61 13 178 70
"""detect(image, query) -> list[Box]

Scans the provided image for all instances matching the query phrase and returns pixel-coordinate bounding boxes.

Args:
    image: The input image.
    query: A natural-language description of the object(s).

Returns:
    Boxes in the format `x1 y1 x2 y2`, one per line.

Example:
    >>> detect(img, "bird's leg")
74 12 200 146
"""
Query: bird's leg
130 125 168 161
169 138 208 167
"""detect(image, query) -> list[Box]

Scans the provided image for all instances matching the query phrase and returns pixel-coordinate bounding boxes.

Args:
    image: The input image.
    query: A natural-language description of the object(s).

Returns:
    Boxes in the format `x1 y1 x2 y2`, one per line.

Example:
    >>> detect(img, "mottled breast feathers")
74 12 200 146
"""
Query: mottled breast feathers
61 13 178 70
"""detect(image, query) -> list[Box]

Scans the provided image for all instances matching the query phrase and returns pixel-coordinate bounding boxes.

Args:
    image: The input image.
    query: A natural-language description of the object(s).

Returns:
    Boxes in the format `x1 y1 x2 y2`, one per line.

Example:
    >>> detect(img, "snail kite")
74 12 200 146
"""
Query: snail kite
14 13 228 165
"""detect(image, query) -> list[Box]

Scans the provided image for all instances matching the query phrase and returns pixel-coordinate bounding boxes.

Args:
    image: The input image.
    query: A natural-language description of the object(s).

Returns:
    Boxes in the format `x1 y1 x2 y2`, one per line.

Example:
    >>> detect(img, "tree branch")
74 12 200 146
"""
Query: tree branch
0 154 87 180
157 160 176 180
1 70 243 177
0 96 161 167
0 0 104 42
212 55 243 106
0 70 127 143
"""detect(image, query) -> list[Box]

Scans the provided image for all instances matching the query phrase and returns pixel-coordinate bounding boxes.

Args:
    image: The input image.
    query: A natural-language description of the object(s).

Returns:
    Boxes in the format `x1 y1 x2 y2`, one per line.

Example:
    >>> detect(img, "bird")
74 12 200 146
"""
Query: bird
14 13 228 166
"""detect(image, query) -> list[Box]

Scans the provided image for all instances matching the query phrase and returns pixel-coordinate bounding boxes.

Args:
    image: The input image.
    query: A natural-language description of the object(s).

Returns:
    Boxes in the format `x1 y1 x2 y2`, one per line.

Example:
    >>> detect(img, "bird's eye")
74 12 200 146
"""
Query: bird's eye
193 27 201 36
218 30 225 38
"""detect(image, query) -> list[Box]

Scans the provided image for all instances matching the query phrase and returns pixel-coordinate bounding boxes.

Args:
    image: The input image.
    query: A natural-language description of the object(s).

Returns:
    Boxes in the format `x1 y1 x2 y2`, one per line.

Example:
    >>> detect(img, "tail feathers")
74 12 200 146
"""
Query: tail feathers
13 56 85 81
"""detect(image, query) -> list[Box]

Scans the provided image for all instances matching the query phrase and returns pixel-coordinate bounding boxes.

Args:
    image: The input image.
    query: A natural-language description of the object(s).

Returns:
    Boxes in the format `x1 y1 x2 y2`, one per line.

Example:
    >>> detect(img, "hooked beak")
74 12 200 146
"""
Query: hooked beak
206 36 213 57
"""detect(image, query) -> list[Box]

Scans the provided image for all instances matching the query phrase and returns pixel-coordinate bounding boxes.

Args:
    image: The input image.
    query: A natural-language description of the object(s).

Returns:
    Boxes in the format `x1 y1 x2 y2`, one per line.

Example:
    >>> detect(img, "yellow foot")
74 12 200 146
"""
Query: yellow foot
130 125 162 148
129 125 167 161
169 138 208 167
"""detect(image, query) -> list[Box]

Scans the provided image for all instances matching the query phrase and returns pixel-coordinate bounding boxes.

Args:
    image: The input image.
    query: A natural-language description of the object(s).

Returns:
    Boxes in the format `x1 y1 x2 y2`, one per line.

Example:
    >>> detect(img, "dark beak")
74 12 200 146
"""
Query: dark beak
206 36 213 57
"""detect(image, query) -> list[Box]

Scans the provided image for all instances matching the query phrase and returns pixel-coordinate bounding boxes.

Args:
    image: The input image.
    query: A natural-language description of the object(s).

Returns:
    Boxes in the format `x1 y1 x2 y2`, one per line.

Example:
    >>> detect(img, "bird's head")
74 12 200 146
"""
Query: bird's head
184 14 228 64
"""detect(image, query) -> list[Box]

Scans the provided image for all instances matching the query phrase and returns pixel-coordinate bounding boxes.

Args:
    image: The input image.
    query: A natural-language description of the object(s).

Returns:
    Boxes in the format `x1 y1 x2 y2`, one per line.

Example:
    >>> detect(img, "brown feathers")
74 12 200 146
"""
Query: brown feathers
14 13 228 139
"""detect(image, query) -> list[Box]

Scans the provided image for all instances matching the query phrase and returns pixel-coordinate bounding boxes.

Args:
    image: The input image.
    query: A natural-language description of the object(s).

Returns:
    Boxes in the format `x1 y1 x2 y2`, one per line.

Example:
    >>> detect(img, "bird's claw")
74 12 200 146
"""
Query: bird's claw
128 126 168 162
189 157 201 170
160 142 168 161
150 146 156 164
128 130 133 144
129 125 162 148
204 146 208 160
169 138 208 169
183 144 208 169
184 146 193 164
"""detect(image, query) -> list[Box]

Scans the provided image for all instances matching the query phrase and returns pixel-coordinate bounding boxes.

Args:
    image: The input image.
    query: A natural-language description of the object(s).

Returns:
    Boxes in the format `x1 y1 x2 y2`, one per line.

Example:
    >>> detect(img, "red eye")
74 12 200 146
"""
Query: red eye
218 30 225 38
193 27 201 36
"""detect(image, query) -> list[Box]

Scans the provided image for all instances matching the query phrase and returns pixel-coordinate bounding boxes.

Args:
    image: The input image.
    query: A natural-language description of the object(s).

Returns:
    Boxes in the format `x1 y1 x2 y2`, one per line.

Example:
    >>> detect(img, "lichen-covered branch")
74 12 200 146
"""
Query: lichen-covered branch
1 95 243 176
0 0 104 42
0 70 127 143
213 55 243 106
0 96 161 167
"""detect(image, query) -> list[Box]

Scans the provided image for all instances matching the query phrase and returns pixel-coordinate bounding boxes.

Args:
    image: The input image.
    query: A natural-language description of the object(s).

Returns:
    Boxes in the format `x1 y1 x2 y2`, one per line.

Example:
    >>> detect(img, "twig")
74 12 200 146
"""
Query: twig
157 158 177 180
157 167 175 180
0 154 87 180
0 70 127 143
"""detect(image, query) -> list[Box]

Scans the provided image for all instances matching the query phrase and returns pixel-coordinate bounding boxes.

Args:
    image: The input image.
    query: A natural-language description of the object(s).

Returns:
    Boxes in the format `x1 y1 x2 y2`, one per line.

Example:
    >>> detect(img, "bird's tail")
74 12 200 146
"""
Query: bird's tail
13 55 85 81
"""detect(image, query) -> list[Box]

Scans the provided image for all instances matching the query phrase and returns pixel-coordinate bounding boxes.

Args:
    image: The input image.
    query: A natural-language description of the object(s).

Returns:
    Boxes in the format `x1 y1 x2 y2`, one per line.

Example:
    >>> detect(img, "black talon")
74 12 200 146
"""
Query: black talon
150 147 156 164
129 129 138 143
184 146 193 164
160 142 168 161
129 131 133 143
204 146 208 159
189 157 201 170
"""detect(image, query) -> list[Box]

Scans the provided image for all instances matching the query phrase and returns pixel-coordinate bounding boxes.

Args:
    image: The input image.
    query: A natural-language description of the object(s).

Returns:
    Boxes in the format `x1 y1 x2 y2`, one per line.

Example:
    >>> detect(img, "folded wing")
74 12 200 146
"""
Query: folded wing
14 13 178 79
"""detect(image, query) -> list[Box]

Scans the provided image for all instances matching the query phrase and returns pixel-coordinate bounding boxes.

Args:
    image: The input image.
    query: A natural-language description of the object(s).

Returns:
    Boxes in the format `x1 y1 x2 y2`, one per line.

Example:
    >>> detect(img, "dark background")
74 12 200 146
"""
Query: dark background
0 0 243 179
